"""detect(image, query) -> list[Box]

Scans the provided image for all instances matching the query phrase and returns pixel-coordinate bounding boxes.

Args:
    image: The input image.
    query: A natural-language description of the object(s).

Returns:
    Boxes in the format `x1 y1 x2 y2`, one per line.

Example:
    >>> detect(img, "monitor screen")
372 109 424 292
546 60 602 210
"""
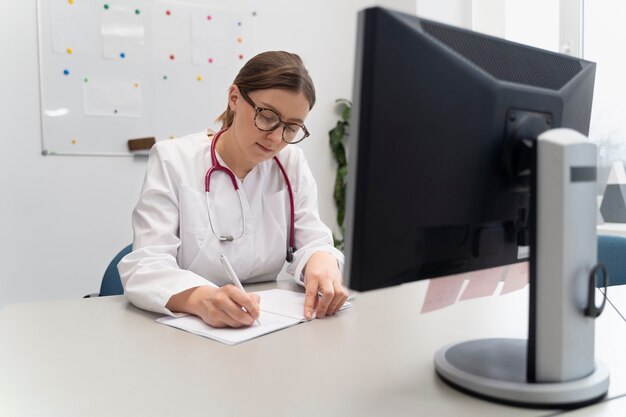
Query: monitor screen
345 7 596 292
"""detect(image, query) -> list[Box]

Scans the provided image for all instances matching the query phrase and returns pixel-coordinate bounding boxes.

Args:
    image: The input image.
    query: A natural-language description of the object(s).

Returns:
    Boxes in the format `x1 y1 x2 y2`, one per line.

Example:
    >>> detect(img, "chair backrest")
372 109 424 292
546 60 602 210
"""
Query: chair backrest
597 235 626 287
100 244 133 296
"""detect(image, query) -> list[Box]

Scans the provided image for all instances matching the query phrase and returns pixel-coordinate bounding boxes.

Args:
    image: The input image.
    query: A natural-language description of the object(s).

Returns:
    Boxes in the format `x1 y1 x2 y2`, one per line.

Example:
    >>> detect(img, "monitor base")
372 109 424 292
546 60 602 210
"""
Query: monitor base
434 338 609 408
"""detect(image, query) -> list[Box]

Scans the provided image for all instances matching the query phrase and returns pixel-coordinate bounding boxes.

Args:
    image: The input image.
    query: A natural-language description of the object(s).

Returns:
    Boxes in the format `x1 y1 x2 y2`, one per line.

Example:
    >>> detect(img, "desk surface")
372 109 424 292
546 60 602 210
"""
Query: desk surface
1 280 626 417
598 223 626 238
557 394 626 417
606 284 626 324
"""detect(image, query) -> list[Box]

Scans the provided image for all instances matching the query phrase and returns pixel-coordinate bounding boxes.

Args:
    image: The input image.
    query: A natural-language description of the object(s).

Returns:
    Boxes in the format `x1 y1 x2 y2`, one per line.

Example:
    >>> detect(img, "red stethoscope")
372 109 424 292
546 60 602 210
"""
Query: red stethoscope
205 129 295 262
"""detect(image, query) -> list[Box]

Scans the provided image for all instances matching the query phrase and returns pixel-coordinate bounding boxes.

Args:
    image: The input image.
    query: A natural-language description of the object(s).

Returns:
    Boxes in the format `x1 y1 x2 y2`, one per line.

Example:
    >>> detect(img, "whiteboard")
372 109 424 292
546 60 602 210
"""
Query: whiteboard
37 0 256 156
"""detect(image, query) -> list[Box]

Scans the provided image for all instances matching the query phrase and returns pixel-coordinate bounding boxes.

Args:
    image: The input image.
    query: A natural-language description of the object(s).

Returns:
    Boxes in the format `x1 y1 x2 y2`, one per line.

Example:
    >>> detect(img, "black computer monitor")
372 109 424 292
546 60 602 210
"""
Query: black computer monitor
345 7 596 292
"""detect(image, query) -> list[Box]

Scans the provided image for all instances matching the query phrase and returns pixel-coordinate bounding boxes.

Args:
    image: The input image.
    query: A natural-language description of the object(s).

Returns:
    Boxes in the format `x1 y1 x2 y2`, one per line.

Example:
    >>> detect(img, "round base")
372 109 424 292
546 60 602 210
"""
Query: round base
434 338 610 408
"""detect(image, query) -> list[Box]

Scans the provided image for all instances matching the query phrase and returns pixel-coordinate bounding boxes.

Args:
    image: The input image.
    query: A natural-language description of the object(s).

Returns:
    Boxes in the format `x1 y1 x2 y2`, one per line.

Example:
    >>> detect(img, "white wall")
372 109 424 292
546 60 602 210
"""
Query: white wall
471 0 504 35
0 0 424 306
470 0 560 51
584 0 626 168
417 0 471 27
504 0 560 52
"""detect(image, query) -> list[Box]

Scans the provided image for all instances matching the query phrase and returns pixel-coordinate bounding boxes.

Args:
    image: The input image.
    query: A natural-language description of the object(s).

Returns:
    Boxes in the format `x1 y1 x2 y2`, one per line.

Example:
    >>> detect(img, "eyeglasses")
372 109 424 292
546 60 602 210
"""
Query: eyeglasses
239 90 310 144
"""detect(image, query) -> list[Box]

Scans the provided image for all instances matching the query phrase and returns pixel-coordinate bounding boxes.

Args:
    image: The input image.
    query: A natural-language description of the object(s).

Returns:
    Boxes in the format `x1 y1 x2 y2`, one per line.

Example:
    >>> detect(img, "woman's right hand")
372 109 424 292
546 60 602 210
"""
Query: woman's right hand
166 285 260 328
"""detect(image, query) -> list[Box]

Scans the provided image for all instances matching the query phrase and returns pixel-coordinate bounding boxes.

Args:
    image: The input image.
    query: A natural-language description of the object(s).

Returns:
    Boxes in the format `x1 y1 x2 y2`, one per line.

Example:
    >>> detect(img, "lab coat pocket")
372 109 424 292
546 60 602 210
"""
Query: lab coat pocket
178 187 209 265
261 187 289 242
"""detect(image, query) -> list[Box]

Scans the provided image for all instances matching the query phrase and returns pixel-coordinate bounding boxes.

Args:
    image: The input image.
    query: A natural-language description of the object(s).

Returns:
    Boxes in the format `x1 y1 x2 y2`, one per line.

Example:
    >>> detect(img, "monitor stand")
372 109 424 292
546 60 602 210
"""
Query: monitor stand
434 128 610 408
434 338 609 408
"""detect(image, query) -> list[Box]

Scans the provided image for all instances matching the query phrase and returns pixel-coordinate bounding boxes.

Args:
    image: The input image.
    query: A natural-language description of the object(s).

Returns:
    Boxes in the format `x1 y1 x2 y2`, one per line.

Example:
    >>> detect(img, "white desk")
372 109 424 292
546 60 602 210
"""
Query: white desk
556 395 626 417
1 281 625 417
598 223 626 238
606 284 626 324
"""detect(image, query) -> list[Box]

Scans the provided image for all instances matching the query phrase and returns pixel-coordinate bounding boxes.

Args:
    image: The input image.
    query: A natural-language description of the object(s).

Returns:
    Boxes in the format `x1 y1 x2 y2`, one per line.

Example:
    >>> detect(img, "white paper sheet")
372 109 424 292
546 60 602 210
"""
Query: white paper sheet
51 0 98 56
101 3 145 61
82 76 142 117
151 5 190 63
190 9 254 67
157 289 352 345
158 312 301 345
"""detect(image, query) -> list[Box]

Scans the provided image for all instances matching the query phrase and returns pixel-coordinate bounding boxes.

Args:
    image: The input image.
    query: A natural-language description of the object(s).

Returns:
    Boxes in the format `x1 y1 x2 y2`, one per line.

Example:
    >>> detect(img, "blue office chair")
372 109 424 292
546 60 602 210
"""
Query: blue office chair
99 244 133 296
597 235 626 287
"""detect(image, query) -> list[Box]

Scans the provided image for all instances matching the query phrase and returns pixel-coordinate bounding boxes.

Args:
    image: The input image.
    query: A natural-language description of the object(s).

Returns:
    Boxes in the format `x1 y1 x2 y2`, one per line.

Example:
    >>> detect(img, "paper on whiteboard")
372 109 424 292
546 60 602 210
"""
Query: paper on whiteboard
101 3 145 61
82 76 142 117
51 0 98 56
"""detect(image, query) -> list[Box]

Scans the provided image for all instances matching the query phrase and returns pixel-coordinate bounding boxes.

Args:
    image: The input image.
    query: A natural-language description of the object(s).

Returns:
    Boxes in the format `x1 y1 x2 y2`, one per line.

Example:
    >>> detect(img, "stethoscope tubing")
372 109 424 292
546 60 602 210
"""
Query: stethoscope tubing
204 129 295 261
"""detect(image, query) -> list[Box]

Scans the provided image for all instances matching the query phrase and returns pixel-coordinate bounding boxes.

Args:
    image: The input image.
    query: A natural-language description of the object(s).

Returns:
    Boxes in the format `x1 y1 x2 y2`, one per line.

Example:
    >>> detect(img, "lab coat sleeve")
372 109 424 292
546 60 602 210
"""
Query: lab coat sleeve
118 143 216 316
285 149 345 285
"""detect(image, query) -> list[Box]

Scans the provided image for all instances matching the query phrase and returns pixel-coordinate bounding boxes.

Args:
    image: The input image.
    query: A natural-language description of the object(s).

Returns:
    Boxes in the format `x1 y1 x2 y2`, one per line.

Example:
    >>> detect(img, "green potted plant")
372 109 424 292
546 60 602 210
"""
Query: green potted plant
328 99 351 250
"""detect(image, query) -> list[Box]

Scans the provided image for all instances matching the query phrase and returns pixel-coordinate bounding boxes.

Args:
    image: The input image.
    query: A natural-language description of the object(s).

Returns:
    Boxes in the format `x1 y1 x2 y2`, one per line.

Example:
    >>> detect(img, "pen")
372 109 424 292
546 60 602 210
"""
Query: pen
219 254 261 326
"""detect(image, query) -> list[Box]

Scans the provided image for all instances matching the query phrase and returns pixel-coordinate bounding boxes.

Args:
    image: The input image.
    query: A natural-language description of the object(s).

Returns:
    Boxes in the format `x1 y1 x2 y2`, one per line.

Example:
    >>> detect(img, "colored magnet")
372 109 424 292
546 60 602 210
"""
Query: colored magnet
163 75 168 80
207 15 212 21
68 0 75 4
63 69 70 76
237 37 243 44
71 138 77 144
238 54 244 60
104 4 109 10
66 47 73 54
196 75 203 81
134 82 139 88
135 9 141 15
166 10 171 16
169 54 175 60
120 52 126 59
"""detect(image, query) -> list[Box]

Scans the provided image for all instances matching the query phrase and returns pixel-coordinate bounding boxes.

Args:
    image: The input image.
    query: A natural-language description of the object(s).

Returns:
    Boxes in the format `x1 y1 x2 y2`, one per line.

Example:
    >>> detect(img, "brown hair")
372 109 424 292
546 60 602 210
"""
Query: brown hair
216 51 316 128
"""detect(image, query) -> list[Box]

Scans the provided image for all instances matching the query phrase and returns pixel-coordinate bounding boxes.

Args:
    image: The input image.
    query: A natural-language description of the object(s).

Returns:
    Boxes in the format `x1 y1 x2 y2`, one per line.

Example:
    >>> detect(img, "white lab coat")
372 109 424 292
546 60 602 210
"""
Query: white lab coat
118 132 344 316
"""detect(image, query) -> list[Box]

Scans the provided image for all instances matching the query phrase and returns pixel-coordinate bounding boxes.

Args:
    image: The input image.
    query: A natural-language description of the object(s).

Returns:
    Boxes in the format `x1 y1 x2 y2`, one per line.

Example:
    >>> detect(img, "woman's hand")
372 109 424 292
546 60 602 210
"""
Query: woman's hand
166 285 260 328
303 251 348 320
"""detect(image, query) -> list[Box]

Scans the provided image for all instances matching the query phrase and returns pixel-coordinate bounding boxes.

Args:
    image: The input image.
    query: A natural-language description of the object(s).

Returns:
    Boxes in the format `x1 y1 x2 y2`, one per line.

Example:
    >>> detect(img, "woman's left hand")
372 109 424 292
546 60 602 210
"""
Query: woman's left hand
303 251 348 320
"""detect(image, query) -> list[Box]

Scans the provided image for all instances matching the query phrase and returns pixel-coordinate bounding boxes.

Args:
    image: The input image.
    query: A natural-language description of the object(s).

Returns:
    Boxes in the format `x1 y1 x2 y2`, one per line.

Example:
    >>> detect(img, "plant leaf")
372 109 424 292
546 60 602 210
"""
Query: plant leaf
328 99 351 250
341 105 351 122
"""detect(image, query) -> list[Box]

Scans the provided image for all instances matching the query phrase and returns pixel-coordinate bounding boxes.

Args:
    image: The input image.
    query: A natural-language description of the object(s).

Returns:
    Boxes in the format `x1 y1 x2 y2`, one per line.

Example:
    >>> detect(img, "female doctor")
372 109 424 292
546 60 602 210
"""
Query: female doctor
118 51 348 328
